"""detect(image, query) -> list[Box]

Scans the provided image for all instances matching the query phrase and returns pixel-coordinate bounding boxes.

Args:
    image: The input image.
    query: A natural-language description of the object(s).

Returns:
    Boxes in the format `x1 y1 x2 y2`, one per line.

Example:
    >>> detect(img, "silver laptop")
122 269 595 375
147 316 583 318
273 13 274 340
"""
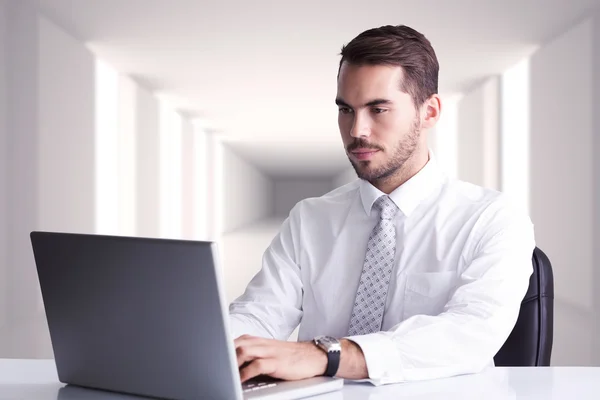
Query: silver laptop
31 231 343 400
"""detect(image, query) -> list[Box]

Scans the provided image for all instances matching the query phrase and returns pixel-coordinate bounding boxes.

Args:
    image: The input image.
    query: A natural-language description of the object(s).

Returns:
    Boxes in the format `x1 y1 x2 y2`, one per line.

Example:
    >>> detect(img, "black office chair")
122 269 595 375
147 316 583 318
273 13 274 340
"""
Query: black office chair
494 247 554 366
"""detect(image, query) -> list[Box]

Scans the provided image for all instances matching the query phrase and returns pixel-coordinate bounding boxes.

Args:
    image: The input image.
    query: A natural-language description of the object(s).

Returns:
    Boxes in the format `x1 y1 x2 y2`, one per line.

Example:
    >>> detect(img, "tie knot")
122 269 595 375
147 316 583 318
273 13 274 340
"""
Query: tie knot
373 195 398 220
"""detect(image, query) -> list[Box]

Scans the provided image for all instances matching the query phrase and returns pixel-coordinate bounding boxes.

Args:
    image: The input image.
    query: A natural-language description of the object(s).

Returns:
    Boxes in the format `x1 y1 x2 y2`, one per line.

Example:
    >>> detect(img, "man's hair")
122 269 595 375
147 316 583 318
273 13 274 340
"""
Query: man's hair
338 25 439 107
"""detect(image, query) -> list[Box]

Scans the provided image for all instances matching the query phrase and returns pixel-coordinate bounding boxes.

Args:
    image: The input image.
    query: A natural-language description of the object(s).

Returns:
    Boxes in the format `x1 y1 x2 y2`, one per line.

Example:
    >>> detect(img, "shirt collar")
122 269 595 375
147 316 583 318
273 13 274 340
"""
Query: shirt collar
359 150 445 218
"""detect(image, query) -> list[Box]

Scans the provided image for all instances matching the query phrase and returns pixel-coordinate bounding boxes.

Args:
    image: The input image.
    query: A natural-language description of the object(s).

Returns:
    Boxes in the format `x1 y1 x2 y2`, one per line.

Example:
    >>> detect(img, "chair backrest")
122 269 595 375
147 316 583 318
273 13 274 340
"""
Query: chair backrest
494 247 554 366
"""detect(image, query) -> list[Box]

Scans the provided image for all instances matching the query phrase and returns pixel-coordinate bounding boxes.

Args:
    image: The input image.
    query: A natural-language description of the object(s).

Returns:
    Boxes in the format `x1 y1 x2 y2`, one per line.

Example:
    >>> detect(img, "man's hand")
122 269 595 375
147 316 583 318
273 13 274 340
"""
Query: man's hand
234 335 370 382
234 335 327 383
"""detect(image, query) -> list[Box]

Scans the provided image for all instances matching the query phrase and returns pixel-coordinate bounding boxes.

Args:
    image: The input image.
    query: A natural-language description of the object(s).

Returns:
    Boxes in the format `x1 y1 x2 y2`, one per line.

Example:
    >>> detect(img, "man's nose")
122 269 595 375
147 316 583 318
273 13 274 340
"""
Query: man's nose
349 113 371 138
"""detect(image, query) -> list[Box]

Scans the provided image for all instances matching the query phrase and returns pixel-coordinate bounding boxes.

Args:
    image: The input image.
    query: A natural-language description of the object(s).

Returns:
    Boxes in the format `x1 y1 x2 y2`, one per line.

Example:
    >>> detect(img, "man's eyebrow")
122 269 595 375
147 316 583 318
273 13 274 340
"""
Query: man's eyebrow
334 98 393 108
365 98 393 107
335 98 350 107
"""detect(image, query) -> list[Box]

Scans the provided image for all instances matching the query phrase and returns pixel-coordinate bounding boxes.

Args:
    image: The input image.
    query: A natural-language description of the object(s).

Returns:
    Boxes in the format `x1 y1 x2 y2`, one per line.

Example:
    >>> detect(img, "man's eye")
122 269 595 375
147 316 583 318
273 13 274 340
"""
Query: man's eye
372 108 387 114
339 108 353 114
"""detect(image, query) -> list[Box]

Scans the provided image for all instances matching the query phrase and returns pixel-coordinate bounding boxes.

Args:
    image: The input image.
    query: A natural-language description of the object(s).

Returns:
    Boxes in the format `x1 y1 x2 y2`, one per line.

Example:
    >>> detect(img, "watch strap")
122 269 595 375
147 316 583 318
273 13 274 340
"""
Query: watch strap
325 348 341 377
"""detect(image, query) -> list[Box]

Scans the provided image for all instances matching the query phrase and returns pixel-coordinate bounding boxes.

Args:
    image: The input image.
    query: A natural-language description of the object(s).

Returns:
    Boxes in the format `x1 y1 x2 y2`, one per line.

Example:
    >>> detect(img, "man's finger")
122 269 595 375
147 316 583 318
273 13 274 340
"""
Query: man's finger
236 344 272 367
234 334 265 348
239 359 277 383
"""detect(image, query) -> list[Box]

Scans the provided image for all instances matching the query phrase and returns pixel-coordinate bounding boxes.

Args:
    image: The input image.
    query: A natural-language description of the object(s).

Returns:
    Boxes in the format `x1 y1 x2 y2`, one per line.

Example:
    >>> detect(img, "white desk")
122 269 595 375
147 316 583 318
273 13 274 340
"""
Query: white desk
2 359 599 399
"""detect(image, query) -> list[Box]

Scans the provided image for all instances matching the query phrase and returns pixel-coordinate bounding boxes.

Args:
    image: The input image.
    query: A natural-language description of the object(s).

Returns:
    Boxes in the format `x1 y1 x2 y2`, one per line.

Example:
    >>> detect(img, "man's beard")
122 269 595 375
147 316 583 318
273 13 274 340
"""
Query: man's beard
347 117 421 183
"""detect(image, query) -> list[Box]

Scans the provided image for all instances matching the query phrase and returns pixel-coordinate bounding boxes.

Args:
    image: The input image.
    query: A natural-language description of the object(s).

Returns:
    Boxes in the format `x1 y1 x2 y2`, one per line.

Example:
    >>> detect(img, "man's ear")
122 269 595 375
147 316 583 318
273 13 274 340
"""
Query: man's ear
421 94 442 129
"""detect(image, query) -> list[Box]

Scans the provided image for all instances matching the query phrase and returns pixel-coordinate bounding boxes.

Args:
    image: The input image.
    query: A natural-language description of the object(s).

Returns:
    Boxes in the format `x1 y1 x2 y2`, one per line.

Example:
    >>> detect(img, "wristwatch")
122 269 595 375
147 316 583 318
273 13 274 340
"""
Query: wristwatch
313 335 341 377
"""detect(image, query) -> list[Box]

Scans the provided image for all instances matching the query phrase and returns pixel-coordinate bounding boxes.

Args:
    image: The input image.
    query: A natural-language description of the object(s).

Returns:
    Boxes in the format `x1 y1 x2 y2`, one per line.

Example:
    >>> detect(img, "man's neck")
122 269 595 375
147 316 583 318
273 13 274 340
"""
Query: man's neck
372 150 429 194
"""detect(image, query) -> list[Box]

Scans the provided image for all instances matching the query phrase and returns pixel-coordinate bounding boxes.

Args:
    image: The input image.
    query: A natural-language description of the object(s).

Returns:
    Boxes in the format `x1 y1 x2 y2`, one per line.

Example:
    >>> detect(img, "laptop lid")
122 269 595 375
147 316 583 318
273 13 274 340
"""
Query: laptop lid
31 231 244 400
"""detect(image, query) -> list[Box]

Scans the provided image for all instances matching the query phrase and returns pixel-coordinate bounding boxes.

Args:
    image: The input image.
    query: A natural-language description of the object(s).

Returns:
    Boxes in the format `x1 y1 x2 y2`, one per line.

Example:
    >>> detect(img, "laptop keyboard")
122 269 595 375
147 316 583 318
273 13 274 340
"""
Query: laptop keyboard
242 381 278 393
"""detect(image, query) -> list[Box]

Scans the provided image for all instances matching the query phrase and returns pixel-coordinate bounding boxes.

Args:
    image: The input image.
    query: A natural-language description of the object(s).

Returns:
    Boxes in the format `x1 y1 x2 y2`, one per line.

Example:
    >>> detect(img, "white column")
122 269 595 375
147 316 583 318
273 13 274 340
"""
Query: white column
118 76 137 236
501 59 530 213
181 117 195 239
96 63 138 238
206 132 224 240
192 124 209 240
95 60 120 235
135 86 160 238
457 77 500 189
432 95 460 179
158 102 182 239
482 80 500 190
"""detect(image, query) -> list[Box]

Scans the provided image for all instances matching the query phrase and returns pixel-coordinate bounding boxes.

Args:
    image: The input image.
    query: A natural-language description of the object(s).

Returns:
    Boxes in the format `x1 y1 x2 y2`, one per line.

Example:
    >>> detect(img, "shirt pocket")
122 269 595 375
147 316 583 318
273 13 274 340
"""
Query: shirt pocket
403 271 457 319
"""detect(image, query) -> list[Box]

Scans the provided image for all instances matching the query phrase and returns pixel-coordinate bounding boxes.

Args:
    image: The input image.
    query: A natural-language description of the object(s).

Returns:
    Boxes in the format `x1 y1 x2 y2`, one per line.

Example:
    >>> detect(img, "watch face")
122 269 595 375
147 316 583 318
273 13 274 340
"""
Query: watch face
315 336 341 351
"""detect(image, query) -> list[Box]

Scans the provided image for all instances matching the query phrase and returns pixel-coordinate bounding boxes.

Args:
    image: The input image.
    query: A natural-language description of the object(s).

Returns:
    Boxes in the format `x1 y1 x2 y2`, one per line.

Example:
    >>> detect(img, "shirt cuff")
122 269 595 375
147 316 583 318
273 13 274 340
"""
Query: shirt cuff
345 332 402 385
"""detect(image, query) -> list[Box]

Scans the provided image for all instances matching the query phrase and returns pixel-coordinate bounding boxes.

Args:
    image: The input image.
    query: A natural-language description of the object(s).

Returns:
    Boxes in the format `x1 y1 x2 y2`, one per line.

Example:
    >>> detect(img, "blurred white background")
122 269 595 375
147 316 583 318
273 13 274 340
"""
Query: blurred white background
1 0 600 367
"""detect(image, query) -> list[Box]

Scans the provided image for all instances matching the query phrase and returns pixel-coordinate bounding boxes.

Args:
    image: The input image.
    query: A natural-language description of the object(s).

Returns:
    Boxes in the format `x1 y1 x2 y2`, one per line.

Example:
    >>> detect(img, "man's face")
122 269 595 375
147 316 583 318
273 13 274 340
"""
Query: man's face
336 63 422 182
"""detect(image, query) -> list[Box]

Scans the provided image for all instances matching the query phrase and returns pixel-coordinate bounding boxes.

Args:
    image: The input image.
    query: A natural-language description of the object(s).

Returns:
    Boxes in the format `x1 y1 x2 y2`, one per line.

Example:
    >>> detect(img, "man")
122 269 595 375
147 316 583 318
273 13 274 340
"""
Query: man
229 25 535 386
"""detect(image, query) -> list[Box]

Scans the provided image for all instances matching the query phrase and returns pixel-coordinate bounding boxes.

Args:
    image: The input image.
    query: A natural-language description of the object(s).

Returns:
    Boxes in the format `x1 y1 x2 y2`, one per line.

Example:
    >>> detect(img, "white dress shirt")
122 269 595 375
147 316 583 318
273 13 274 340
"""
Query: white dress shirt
229 153 535 385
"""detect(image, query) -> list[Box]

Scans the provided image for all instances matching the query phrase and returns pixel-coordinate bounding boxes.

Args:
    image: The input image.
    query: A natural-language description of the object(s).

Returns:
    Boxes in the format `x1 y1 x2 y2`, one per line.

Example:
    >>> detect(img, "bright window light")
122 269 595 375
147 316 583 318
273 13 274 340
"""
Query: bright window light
434 94 460 179
159 102 183 238
180 120 195 240
501 58 530 213
118 76 137 236
95 60 119 235
193 124 208 240
207 133 224 241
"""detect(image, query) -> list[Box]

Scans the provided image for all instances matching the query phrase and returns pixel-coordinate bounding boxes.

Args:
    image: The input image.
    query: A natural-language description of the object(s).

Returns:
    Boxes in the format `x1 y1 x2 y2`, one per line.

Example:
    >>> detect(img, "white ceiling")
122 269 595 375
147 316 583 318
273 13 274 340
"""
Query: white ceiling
39 0 600 177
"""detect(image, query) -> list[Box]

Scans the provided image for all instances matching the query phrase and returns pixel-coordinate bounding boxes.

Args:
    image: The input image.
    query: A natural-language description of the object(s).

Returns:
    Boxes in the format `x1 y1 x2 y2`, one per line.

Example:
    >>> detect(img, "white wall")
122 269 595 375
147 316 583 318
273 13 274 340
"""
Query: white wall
529 16 599 366
158 105 182 239
0 1 97 358
3 0 41 358
432 95 460 179
332 167 356 188
181 118 195 239
222 145 274 233
135 85 160 238
457 77 500 189
221 219 284 304
501 59 530 213
35 16 96 358
218 145 279 320
0 0 7 330
592 13 600 364
117 76 137 236
274 178 334 218
94 60 120 235
192 127 209 240
38 16 95 234
0 0 245 358
205 133 221 239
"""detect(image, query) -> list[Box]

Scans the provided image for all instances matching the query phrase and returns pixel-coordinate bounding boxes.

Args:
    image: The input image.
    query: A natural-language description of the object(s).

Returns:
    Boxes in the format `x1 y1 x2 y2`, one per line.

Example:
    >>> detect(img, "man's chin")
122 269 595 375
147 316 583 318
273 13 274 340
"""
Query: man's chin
351 162 380 181
351 161 402 183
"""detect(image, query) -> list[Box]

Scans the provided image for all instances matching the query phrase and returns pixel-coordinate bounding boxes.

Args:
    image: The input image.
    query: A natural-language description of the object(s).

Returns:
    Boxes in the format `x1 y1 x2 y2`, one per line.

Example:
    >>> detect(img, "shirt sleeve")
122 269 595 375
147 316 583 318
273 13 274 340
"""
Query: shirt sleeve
346 198 536 385
228 204 304 341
